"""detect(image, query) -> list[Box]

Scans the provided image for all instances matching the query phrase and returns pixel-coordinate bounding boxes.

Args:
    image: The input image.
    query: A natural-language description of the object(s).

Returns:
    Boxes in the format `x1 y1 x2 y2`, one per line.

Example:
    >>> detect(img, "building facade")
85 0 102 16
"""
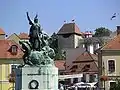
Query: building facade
98 26 120 90
57 23 83 49
0 29 23 90
67 50 98 84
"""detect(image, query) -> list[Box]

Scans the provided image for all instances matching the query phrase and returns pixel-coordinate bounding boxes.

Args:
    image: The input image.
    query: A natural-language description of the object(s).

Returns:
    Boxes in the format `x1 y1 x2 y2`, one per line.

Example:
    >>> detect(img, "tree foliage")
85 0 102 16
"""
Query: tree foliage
49 32 58 53
94 27 112 37
110 79 120 90
49 32 65 60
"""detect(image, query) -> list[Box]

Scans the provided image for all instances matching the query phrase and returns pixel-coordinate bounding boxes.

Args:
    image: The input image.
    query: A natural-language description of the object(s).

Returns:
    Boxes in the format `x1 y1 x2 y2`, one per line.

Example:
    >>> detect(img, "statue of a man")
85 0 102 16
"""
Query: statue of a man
26 12 42 51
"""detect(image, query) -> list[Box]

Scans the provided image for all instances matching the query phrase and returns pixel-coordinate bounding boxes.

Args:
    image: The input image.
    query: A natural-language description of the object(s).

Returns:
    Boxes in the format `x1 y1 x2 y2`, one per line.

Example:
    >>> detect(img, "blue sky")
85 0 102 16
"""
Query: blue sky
0 0 120 35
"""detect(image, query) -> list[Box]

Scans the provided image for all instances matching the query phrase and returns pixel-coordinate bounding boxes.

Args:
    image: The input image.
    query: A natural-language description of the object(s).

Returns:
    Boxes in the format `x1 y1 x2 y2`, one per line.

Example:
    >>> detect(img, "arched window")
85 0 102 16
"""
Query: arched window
108 60 115 73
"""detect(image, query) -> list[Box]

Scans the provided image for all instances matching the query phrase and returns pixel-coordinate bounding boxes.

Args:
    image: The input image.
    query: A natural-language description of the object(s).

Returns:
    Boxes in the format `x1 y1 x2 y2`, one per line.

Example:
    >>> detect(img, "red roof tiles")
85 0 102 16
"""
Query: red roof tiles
73 51 97 63
18 33 29 40
102 34 120 50
72 62 98 73
57 23 83 35
68 51 98 74
0 40 23 59
54 60 65 70
0 28 5 35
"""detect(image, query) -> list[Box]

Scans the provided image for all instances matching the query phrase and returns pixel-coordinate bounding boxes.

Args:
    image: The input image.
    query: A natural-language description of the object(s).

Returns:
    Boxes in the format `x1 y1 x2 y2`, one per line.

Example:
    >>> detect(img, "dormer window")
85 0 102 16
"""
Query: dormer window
70 65 78 70
82 64 90 72
10 45 18 55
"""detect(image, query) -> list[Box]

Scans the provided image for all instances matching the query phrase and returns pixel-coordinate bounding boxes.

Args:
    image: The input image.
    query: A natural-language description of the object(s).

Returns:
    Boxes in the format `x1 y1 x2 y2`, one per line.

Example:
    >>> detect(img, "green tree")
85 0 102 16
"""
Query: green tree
49 32 65 60
110 79 120 90
49 32 58 54
94 27 112 37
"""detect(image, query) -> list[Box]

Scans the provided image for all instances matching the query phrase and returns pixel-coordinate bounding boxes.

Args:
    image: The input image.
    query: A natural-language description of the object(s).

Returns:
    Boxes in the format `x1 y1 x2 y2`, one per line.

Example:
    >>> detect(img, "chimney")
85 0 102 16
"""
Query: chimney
117 26 120 35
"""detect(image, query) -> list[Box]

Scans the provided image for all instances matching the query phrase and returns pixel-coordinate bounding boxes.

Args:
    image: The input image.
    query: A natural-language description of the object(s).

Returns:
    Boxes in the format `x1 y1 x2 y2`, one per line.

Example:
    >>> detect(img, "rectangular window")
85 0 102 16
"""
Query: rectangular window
89 74 95 83
11 64 18 72
81 74 86 82
9 64 19 74
73 78 78 83
110 82 116 90
108 60 115 73
11 45 17 53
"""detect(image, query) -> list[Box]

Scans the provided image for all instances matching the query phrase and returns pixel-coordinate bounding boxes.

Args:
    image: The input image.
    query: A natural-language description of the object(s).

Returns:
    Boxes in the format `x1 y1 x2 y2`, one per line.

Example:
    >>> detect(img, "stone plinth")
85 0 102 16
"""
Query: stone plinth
15 65 58 90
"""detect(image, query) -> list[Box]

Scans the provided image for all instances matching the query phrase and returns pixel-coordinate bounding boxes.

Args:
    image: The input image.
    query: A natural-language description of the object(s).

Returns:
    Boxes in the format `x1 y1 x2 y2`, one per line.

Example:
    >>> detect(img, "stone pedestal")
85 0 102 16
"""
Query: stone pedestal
15 65 58 90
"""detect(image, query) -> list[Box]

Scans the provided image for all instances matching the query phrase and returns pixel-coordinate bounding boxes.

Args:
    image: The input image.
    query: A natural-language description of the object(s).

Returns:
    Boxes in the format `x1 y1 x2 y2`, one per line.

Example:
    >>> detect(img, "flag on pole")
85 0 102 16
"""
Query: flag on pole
64 20 66 23
72 16 76 22
72 19 75 22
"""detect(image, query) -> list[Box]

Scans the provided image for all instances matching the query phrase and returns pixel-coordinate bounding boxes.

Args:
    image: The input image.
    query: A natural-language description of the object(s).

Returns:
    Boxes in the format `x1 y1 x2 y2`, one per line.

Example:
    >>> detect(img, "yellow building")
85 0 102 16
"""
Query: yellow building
98 26 120 90
0 28 23 90
7 33 21 44
7 32 29 44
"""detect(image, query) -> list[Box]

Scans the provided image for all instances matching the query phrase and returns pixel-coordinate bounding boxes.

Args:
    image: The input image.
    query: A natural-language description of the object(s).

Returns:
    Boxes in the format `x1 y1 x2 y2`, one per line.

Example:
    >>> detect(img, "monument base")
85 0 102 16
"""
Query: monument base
15 65 58 90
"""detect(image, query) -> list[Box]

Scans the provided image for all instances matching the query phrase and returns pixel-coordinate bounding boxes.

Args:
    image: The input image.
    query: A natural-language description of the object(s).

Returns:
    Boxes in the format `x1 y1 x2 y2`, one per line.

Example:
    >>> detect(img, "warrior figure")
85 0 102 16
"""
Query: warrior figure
27 12 42 51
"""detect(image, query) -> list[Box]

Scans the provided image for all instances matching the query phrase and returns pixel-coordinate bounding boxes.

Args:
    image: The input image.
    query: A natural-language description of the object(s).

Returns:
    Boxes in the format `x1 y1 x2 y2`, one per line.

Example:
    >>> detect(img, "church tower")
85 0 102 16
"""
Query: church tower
57 23 83 50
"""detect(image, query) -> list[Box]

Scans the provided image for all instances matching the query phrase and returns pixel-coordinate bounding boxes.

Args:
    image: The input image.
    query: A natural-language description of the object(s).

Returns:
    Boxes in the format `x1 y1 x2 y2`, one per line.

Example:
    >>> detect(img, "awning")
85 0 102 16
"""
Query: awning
59 74 83 79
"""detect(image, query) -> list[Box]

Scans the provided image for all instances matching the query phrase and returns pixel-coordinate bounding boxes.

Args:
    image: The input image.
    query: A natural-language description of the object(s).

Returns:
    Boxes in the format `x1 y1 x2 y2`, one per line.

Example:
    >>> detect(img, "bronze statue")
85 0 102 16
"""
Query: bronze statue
19 12 55 67
27 12 42 51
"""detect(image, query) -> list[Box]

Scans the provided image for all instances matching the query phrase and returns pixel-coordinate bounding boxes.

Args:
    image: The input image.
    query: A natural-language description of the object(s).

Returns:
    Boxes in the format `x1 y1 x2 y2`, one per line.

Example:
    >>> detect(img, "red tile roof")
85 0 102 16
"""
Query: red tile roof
54 60 65 70
73 51 97 63
0 40 23 59
69 62 98 74
67 51 98 74
102 34 120 50
57 23 83 35
0 28 5 35
18 33 29 40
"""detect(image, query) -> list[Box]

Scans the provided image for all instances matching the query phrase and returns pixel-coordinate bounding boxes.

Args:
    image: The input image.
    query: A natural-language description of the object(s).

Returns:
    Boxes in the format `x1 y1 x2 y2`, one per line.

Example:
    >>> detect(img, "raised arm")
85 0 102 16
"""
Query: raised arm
26 12 33 25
